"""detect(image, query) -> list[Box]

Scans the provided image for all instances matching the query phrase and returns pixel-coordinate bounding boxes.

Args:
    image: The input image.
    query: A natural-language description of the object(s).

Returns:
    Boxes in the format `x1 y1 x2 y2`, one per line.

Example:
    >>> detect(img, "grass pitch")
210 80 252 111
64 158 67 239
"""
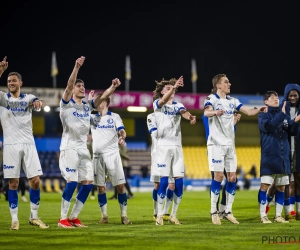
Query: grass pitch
0 190 299 250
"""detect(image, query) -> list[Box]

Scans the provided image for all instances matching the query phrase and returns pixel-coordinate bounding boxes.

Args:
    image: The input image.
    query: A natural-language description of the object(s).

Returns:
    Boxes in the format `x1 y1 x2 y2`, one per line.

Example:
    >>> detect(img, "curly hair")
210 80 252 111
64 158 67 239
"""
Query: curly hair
153 78 177 101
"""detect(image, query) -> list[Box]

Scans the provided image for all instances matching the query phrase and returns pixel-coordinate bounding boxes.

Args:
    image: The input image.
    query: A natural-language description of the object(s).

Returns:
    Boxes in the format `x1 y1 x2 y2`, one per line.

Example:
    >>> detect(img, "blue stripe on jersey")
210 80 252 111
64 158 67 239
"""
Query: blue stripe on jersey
236 103 243 111
204 102 212 108
149 127 157 134
202 114 209 140
117 126 125 131
91 99 95 109
155 100 161 109
61 98 69 104
32 98 38 103
7 92 25 98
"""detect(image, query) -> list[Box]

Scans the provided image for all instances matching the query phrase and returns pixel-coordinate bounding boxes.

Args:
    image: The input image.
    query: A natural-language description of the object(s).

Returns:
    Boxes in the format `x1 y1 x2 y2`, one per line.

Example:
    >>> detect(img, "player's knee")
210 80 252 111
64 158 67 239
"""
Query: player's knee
116 184 125 194
97 186 106 194
9 178 19 190
29 176 40 189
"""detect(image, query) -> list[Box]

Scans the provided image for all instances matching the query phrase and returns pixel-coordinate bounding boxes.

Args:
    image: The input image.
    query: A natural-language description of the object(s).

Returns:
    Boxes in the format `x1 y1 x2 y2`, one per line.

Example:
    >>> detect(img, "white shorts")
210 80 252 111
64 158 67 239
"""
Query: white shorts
153 145 184 178
150 175 175 183
207 145 237 172
261 174 289 186
59 148 93 182
93 152 125 187
3 144 42 179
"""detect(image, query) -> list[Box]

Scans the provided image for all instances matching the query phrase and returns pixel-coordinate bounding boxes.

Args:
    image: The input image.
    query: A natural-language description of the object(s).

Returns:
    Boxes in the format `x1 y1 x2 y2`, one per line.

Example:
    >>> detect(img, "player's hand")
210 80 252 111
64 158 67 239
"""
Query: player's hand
173 76 184 90
118 137 125 146
294 114 300 122
0 56 8 75
112 78 121 88
258 106 268 113
88 90 95 100
189 114 196 124
31 100 43 111
234 113 241 123
75 56 85 69
216 110 225 116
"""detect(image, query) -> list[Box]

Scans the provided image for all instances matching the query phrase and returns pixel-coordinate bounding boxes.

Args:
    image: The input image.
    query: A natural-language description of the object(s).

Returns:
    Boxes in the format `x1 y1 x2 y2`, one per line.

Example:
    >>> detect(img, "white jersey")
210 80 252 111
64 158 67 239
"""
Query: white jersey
91 111 125 155
204 93 243 146
59 98 94 150
147 113 157 160
153 99 185 146
0 92 38 145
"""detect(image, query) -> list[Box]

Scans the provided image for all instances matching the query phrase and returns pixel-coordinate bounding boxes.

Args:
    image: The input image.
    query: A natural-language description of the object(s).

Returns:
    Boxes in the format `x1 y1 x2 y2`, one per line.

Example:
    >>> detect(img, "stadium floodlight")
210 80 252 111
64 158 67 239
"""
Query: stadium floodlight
127 106 147 112
44 106 51 112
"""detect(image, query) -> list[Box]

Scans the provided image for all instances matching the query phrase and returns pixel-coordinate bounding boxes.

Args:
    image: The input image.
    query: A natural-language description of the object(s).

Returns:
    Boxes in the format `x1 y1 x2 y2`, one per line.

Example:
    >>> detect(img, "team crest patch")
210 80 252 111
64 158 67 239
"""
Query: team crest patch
148 119 151 123
84 105 89 112
229 103 234 109
20 101 27 107
107 118 114 124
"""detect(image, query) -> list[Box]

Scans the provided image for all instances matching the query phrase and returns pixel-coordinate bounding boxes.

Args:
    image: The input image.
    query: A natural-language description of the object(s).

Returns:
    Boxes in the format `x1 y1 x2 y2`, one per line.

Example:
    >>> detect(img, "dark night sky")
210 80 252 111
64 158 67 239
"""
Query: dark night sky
2 1 300 96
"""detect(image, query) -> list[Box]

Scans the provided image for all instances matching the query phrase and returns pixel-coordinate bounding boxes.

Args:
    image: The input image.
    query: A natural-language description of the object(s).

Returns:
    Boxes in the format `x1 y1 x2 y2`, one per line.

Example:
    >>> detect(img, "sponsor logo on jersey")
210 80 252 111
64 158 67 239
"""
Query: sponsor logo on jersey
148 119 151 123
66 167 76 172
3 164 14 169
97 124 115 129
212 159 222 163
206 97 210 100
73 111 89 118
7 107 27 112
157 163 166 168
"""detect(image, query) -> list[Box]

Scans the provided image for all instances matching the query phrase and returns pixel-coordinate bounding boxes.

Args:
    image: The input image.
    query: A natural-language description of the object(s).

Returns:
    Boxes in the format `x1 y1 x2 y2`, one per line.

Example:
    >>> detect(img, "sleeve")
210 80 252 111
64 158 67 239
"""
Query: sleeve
234 98 243 111
204 95 214 109
27 94 39 104
88 99 96 111
147 114 157 134
0 92 7 107
177 102 186 114
153 99 161 111
115 114 125 131
60 98 69 110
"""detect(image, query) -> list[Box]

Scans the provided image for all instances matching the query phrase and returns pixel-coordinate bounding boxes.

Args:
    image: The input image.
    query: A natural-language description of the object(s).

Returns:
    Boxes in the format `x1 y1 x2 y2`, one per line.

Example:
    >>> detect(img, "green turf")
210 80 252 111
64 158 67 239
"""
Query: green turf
0 190 299 250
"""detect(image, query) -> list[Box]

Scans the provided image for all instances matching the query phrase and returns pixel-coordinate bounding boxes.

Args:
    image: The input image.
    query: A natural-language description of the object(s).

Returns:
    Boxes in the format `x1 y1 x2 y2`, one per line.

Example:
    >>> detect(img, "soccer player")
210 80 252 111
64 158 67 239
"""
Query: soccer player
202 112 241 218
58 56 120 228
265 83 300 221
204 74 267 225
89 92 131 225
147 112 175 222
152 76 196 226
258 91 291 223
0 56 48 230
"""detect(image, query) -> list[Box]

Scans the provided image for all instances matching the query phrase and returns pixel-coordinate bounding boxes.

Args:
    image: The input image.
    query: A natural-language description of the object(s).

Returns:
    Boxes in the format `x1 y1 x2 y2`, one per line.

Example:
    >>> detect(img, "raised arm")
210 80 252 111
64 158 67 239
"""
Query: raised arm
62 56 85 102
0 56 8 78
93 78 121 107
158 76 183 107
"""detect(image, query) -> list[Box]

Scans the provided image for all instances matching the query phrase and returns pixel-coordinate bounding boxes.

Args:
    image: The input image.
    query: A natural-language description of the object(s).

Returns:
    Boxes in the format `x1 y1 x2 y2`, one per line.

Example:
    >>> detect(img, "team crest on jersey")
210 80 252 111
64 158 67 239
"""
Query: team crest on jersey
107 118 114 124
174 106 179 114
229 103 234 109
84 105 89 112
20 101 27 107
